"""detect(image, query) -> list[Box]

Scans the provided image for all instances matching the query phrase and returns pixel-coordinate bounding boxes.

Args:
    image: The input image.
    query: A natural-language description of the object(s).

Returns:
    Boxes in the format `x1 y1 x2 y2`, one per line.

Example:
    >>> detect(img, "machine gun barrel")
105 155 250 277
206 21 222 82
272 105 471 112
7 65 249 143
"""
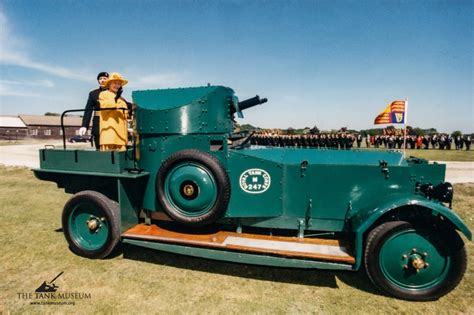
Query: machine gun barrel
238 95 268 111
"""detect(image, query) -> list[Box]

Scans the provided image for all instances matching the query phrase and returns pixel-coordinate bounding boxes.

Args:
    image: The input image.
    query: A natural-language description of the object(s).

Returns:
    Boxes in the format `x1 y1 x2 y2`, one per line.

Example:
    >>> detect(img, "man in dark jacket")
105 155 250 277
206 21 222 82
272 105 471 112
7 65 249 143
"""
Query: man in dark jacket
356 134 362 148
79 72 109 149
464 135 472 151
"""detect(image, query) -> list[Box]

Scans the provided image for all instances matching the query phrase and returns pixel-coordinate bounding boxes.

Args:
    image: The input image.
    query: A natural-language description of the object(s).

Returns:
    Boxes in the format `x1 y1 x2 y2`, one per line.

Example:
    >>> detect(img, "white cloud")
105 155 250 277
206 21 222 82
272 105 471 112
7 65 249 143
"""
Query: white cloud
0 79 55 88
0 9 190 89
0 9 91 82
0 82 65 102
0 8 196 102
0 83 41 98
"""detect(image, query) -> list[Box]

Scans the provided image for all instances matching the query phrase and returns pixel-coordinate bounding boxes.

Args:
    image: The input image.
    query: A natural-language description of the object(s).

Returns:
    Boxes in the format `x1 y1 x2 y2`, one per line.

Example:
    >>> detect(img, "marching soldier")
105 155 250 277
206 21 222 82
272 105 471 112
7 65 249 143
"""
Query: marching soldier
347 134 354 149
464 135 472 150
320 134 326 148
396 136 403 149
356 134 362 148
446 135 452 150
430 134 438 149
439 135 445 150
455 135 462 150
422 136 429 149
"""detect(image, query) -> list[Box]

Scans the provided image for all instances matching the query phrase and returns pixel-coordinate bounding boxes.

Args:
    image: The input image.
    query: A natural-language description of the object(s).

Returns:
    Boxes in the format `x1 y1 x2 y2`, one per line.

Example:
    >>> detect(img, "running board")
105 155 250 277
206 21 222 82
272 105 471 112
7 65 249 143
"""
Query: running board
122 223 355 264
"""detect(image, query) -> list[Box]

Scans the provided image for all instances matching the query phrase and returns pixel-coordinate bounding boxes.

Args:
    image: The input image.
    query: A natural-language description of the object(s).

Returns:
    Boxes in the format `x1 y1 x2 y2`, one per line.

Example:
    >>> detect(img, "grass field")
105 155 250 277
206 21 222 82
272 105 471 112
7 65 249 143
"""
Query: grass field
356 143 474 162
0 166 473 314
388 148 473 162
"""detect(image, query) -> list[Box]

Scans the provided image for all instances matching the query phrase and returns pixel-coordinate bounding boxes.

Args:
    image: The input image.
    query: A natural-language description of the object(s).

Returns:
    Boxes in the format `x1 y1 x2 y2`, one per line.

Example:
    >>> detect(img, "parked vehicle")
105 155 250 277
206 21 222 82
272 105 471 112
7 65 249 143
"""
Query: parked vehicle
68 135 92 143
33 86 471 301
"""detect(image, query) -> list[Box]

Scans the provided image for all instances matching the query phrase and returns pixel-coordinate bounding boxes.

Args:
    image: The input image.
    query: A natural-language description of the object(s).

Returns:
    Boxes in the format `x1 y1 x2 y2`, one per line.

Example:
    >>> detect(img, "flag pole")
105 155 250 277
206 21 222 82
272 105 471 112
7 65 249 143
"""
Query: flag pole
403 98 408 158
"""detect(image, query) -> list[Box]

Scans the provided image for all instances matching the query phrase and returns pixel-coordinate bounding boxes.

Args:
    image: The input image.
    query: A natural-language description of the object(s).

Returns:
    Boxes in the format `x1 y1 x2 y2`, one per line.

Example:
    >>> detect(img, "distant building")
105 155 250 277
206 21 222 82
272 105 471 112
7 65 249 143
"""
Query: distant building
0 116 28 140
0 115 87 140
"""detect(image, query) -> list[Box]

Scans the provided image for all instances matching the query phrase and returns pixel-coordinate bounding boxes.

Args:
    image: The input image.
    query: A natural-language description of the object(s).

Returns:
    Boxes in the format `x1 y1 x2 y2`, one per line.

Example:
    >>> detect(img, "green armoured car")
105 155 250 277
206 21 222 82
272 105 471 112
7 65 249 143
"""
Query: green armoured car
33 86 471 301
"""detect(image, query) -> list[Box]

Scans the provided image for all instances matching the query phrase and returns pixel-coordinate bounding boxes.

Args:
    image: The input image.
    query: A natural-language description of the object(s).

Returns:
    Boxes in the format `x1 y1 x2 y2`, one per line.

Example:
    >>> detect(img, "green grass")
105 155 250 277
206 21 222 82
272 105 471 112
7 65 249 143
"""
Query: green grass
357 143 474 162
397 149 473 162
0 166 473 314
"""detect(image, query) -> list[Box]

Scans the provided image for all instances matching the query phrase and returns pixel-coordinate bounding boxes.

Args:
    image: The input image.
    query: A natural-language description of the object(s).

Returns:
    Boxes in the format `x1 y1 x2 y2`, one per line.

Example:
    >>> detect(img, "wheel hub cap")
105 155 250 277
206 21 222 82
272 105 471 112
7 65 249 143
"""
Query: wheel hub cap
86 216 102 232
183 184 194 197
402 249 429 272
165 163 218 216
412 257 426 270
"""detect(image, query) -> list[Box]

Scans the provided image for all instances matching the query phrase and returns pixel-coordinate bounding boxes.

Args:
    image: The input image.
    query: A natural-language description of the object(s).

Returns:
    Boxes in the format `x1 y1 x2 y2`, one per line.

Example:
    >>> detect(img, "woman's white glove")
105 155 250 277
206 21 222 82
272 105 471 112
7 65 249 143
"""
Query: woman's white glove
78 127 87 136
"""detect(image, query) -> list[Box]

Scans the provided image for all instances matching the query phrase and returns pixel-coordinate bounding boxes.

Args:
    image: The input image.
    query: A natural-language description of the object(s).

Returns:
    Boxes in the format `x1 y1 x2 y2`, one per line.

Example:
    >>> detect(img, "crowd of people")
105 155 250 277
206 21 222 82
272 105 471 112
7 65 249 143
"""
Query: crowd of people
368 134 472 150
250 133 359 149
249 132 473 150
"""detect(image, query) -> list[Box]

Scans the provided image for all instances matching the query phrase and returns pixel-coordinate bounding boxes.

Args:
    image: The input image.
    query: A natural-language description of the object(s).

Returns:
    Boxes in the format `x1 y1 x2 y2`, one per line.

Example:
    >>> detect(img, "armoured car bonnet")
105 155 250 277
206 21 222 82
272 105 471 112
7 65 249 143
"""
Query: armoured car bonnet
237 148 408 166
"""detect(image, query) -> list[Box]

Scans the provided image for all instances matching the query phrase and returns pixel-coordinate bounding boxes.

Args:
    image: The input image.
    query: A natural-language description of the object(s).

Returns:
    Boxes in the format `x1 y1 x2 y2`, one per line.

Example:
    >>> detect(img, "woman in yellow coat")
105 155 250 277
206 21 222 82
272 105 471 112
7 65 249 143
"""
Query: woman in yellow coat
98 73 129 151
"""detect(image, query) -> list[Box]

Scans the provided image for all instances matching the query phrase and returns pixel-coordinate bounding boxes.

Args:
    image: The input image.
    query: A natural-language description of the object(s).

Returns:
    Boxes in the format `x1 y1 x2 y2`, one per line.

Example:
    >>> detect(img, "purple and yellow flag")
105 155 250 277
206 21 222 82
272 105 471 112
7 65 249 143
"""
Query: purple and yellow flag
374 100 406 125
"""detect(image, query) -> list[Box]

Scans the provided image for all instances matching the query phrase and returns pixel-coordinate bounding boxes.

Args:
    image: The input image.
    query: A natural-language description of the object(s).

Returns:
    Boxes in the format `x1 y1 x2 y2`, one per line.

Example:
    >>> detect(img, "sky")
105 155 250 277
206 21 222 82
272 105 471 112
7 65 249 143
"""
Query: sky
0 0 472 133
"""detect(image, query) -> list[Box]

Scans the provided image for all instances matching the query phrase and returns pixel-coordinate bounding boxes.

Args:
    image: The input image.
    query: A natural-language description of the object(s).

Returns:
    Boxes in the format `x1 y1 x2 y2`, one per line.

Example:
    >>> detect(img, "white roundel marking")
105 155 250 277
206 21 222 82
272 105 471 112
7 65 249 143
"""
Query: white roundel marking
239 168 271 194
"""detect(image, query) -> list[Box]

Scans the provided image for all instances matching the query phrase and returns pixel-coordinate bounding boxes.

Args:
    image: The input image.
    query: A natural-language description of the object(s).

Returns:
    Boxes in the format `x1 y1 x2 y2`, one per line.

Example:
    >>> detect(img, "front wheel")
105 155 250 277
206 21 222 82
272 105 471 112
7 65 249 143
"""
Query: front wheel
62 191 120 259
365 221 467 301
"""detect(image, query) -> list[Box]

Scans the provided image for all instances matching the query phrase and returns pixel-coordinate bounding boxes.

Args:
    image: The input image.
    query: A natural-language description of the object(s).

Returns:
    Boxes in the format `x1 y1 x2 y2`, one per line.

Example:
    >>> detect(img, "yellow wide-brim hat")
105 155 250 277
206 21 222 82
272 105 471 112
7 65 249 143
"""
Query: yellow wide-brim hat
103 72 128 87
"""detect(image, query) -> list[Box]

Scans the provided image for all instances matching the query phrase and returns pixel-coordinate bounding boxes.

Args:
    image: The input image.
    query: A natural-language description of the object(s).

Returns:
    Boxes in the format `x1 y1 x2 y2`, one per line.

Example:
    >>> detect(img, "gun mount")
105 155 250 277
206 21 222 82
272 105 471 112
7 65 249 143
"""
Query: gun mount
233 95 268 118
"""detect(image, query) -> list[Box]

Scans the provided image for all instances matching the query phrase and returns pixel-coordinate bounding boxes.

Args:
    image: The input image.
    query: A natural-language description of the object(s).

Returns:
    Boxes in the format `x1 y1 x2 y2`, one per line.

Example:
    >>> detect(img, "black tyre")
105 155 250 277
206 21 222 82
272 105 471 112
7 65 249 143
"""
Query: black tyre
62 190 120 259
364 221 467 301
156 149 230 227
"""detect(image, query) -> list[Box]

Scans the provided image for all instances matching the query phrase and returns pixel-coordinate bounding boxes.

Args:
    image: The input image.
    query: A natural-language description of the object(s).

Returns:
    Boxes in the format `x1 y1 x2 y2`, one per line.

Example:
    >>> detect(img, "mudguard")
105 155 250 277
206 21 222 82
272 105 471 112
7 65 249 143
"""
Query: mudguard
350 195 472 270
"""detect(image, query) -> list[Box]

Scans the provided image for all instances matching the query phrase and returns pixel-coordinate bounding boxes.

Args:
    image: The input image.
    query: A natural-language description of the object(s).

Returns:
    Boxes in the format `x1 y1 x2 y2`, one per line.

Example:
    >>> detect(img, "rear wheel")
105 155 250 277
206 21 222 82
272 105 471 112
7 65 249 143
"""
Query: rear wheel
365 221 467 301
62 191 120 259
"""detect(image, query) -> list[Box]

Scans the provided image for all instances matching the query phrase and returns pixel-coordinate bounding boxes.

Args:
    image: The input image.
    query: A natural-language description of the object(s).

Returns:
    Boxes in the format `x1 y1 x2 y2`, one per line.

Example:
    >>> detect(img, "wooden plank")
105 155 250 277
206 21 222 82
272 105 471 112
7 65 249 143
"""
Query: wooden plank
123 223 355 264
